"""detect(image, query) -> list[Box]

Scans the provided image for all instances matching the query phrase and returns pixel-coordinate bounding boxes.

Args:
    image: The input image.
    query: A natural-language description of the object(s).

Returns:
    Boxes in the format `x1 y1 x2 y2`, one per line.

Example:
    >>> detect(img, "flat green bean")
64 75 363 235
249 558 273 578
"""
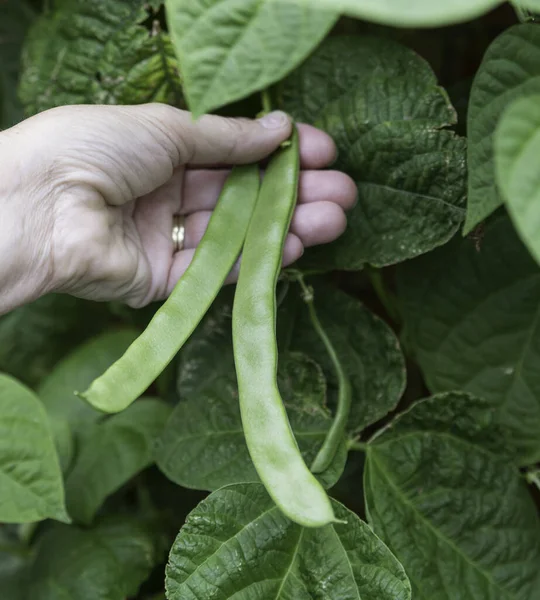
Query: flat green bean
232 128 337 528
80 165 260 413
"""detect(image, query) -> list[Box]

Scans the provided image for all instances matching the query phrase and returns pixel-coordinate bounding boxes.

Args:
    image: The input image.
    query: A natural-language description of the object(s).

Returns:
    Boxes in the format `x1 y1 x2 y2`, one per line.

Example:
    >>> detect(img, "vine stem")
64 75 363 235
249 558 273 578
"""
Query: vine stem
513 2 533 21
348 440 368 452
289 270 352 473
261 89 273 115
366 266 401 324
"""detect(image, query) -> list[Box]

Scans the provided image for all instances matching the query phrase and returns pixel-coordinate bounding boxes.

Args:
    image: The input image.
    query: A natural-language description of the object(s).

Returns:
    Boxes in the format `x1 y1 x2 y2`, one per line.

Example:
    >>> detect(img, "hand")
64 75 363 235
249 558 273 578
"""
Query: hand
0 104 356 312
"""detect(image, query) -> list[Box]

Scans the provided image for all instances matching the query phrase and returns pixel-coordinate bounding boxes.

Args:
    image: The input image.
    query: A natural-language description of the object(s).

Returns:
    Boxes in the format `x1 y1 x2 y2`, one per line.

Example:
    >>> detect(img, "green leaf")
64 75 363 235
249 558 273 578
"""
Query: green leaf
0 0 35 127
65 398 171 524
26 516 163 599
371 391 513 456
19 0 183 115
165 0 338 116
279 36 466 269
37 328 140 431
465 24 540 233
0 374 68 523
495 95 540 265
157 353 347 491
397 216 540 464
284 283 406 433
315 0 502 27
0 295 112 387
49 417 75 474
364 391 540 600
166 483 411 600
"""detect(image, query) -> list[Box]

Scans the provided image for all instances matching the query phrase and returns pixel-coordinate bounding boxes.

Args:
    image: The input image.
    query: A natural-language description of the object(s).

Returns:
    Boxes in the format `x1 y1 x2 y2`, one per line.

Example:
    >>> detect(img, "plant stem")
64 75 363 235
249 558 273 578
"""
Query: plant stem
513 2 533 22
261 89 273 115
291 271 352 473
348 441 368 452
366 266 401 324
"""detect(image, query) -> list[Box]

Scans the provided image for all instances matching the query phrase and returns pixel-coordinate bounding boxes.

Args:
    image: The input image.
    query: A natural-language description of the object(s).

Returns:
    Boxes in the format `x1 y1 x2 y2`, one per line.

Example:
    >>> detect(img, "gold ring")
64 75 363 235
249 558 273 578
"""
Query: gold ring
172 214 185 253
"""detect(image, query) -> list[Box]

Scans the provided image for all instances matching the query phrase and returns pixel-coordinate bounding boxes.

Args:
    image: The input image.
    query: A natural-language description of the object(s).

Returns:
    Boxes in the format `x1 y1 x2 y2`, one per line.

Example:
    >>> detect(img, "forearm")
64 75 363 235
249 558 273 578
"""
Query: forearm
0 126 52 315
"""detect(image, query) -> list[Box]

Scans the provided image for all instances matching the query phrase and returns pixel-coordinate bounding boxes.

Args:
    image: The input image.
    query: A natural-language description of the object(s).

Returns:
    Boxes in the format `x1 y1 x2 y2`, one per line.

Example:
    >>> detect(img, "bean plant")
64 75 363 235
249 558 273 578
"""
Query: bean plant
1 0 540 599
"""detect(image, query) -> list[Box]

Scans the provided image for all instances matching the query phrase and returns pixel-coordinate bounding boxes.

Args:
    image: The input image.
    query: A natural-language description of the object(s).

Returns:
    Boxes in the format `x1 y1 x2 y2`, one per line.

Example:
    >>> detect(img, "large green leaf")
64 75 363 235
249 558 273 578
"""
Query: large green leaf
157 352 347 491
25 516 163 599
19 0 183 115
0 374 68 523
37 328 140 431
165 0 338 116
279 36 466 269
315 0 502 27
284 283 406 433
0 295 111 387
0 0 34 128
397 216 540 464
465 24 540 233
166 482 411 600
65 399 171 524
364 391 540 600
495 95 540 265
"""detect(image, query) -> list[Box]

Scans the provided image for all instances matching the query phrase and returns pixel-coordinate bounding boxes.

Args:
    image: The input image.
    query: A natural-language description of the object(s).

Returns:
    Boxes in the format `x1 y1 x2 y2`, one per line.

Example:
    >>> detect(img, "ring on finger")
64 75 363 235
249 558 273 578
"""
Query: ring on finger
172 214 185 253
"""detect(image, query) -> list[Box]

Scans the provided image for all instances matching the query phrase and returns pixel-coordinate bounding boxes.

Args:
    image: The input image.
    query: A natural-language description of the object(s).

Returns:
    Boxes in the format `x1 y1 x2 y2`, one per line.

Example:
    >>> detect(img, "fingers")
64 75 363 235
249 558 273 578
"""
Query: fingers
182 170 357 213
166 234 304 294
134 104 293 166
176 200 348 253
189 122 338 170
296 124 338 168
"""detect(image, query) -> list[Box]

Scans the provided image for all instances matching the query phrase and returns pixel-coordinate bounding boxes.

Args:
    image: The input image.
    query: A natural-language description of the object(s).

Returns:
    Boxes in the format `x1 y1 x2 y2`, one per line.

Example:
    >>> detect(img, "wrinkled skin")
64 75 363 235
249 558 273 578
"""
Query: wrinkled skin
0 104 356 314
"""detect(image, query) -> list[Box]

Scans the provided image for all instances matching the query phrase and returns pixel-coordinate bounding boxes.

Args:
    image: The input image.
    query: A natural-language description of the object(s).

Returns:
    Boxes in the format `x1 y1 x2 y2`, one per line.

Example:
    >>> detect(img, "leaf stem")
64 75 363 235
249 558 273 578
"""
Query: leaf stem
348 440 368 452
366 266 401 324
289 271 352 473
261 89 273 115
513 3 534 22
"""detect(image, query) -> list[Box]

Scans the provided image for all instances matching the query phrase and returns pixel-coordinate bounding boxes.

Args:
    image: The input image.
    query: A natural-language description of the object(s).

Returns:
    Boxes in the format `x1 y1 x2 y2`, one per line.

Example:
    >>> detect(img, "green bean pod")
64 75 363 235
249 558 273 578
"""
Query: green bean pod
232 128 337 528
80 165 260 413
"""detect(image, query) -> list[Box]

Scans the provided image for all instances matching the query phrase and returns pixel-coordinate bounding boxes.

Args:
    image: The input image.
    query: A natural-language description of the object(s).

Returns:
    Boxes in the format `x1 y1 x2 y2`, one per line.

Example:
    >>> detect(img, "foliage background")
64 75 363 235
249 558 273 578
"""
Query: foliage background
1 1 540 599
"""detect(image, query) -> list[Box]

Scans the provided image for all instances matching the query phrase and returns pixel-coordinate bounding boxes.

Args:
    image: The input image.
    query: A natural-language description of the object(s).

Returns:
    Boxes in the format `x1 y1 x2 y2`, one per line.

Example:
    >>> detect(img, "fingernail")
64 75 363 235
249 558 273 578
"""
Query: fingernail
258 110 290 129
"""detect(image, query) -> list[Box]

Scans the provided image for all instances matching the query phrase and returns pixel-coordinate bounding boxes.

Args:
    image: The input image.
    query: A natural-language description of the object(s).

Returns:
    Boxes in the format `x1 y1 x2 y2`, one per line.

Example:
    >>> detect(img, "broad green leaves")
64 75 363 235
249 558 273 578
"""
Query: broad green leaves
465 24 540 233
283 283 406 433
166 483 411 600
165 0 338 116
397 216 540 464
0 295 111 387
280 36 466 270
19 0 183 115
495 95 540 265
157 284 404 492
365 392 540 599
0 375 68 523
316 0 504 27
157 352 347 491
65 399 171 524
38 328 140 430
25 517 163 600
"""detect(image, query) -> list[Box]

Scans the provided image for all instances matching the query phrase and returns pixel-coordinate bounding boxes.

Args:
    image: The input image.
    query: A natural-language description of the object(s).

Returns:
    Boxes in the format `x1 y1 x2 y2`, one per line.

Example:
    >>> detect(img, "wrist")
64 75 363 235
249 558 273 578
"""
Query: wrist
0 127 53 314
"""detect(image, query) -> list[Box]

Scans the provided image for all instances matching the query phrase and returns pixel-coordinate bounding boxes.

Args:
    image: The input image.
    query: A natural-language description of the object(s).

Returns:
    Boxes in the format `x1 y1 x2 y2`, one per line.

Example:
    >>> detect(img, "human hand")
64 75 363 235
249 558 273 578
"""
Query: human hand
0 104 356 313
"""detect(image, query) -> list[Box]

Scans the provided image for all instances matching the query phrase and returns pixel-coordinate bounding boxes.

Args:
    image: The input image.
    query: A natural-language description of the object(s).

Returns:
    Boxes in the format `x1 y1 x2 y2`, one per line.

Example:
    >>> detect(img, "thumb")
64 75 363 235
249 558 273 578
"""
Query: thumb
134 103 293 165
